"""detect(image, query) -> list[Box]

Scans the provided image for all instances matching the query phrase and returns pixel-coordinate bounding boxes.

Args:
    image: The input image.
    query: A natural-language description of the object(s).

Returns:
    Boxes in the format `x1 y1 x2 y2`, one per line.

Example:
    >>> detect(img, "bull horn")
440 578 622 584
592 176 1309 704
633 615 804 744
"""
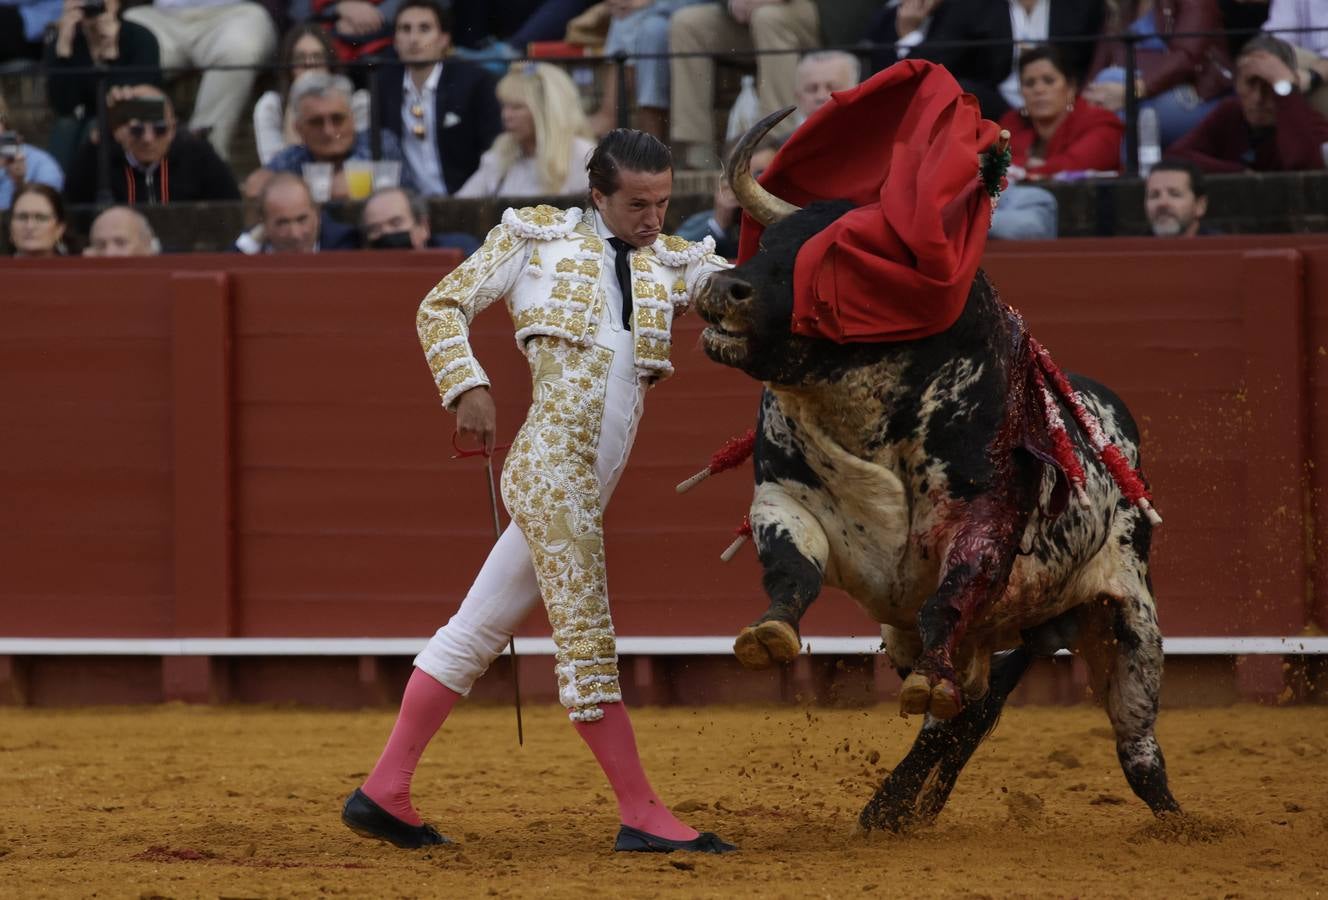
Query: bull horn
725 106 801 227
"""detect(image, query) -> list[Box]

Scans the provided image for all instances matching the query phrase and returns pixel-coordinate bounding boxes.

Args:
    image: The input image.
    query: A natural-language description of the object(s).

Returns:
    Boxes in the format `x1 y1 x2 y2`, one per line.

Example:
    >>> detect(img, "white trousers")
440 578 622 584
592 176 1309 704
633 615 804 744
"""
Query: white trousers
124 3 277 160
414 330 646 696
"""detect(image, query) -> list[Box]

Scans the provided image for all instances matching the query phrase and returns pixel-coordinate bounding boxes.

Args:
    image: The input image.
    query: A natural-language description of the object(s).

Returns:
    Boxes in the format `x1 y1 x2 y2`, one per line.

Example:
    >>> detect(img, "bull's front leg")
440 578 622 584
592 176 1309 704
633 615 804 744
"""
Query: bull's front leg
901 467 1037 719
733 482 829 670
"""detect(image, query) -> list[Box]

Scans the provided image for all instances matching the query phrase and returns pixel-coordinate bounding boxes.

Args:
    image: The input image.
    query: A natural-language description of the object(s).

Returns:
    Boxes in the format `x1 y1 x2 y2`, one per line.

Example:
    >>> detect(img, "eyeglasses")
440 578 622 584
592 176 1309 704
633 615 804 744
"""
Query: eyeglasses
12 211 54 224
304 112 349 131
127 120 170 139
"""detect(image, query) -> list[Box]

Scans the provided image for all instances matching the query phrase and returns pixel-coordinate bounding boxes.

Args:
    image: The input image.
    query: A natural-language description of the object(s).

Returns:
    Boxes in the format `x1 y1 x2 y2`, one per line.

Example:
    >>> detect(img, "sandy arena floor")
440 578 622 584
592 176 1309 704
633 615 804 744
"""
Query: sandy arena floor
1 702 1325 898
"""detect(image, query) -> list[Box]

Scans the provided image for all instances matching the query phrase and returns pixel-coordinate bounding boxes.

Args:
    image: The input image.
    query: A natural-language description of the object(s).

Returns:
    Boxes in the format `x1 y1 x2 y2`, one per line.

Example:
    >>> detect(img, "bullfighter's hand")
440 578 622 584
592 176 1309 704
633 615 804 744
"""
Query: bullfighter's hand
456 386 497 455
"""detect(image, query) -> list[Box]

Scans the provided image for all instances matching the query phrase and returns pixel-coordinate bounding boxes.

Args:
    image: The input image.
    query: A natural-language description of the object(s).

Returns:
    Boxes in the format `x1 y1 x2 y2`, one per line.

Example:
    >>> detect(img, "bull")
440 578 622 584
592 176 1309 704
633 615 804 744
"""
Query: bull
695 110 1181 832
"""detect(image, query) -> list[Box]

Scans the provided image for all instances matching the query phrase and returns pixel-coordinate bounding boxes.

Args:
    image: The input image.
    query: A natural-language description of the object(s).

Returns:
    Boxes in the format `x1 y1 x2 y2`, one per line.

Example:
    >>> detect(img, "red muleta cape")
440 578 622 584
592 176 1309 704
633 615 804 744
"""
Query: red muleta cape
736 60 1002 344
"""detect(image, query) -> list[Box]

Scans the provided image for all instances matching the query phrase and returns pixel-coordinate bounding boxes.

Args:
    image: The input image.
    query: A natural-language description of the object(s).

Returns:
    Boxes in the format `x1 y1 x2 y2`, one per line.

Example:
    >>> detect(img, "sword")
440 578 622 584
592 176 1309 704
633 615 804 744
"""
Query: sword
452 433 524 746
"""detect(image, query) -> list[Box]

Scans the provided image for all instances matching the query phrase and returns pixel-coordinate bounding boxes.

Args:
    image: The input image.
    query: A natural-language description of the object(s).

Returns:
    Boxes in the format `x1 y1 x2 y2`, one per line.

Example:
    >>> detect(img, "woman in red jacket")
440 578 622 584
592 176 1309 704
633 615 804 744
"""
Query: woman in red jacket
999 45 1125 180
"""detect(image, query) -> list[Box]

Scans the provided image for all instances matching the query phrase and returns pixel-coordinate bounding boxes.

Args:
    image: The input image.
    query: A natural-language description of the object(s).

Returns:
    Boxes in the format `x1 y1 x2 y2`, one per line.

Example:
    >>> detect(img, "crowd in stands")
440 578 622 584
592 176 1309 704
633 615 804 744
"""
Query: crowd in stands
1 0 1327 257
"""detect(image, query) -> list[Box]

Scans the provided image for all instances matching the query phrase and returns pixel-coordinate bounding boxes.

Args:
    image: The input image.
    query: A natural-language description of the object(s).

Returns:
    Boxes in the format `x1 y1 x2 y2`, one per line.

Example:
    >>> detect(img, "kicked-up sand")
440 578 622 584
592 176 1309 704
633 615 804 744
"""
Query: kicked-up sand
1 702 1325 898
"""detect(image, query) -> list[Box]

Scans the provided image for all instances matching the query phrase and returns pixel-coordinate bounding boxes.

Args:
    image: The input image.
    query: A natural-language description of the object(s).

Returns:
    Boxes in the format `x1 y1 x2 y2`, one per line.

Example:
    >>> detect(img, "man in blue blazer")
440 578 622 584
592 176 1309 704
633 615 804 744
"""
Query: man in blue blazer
374 0 502 196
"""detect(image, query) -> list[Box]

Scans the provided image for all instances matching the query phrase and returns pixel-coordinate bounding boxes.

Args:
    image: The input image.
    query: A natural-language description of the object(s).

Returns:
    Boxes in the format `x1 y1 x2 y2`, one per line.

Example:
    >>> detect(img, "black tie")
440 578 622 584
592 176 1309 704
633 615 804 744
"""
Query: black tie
608 236 634 331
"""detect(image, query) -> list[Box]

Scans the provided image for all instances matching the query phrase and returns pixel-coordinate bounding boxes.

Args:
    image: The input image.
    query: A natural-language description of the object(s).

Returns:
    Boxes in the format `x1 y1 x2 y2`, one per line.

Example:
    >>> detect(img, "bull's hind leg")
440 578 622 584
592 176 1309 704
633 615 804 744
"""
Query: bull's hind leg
734 485 829 669
1075 567 1181 816
861 648 1033 832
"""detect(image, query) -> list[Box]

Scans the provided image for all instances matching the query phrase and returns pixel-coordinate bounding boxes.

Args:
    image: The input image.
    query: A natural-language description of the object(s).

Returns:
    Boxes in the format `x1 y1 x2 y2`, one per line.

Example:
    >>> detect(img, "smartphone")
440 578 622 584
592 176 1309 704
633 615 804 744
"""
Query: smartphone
81 0 107 17
110 96 167 129
0 131 20 159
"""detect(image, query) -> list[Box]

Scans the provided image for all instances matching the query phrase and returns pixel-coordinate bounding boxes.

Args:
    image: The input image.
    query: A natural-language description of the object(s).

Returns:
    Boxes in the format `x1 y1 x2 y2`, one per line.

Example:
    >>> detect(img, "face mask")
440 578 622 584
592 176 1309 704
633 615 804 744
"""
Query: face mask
369 231 414 250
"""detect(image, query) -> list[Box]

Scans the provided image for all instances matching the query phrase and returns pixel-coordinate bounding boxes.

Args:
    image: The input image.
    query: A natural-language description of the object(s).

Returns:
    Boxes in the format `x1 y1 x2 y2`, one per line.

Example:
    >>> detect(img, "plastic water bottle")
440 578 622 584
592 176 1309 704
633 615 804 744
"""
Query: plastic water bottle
726 75 761 141
1138 106 1161 177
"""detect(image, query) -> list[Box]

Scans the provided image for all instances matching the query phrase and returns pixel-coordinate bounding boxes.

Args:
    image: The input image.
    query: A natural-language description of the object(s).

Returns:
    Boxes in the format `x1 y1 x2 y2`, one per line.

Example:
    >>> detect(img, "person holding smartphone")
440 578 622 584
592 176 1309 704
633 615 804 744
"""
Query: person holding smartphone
0 95 64 212
44 0 162 170
63 85 240 205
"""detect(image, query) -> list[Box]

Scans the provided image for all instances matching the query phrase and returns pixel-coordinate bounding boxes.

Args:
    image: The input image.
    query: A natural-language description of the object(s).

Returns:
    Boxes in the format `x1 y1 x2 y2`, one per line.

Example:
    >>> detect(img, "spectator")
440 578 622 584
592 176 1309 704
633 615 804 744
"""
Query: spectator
1167 34 1328 172
1263 0 1328 117
234 171 359 253
44 0 161 171
989 184 1059 240
879 0 1105 121
123 0 277 160
456 62 595 197
376 0 503 196
360 185 429 248
265 72 409 199
590 0 707 140
8 183 70 257
0 0 62 64
360 185 483 254
792 49 861 127
999 44 1125 179
1083 0 1233 148
675 137 776 257
291 0 398 65
253 25 370 166
1144 158 1214 236
449 0 593 56
84 204 161 255
669 0 880 167
64 85 241 204
0 95 64 211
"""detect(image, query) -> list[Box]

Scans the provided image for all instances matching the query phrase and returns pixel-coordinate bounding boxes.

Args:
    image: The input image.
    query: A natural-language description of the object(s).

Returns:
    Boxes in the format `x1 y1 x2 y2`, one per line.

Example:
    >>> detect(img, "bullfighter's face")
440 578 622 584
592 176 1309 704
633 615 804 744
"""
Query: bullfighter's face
696 200 854 384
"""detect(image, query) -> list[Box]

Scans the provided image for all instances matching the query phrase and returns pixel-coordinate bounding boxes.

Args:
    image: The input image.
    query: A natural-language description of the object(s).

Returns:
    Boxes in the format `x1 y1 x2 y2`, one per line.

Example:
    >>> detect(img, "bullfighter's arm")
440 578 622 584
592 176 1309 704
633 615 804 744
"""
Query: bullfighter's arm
675 242 732 315
416 223 529 410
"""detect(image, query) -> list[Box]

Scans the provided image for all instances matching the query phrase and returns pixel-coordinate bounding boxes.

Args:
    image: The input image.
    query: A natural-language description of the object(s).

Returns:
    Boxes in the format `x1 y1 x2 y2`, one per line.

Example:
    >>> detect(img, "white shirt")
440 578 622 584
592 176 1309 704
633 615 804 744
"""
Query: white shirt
402 63 446 197
593 210 632 337
1000 0 1051 110
1265 0 1328 57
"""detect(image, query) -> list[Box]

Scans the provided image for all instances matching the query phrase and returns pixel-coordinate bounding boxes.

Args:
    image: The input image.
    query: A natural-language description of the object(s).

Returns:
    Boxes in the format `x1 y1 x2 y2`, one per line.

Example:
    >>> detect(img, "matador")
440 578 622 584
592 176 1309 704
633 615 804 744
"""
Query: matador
342 129 736 855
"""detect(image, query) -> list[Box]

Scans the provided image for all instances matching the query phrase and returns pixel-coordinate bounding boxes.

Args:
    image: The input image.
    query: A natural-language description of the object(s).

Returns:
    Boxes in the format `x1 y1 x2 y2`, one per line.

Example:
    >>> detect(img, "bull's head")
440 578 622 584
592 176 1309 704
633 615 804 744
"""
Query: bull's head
695 107 855 385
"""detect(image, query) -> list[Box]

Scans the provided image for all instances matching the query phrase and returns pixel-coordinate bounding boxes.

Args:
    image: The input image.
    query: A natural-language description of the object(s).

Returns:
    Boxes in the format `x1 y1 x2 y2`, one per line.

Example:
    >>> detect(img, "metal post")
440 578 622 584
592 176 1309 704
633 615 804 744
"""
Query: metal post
1122 35 1140 178
614 53 629 129
368 63 382 161
95 74 111 205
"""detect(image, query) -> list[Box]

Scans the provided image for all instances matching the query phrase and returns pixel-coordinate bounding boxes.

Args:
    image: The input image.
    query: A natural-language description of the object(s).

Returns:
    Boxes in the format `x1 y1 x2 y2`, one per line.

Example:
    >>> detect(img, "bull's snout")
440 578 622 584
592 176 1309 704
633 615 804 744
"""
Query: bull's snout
701 273 755 321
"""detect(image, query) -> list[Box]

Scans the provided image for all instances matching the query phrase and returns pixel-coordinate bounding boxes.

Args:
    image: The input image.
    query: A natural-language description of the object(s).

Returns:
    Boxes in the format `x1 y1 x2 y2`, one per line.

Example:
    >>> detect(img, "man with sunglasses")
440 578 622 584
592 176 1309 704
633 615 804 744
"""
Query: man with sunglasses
64 85 240 205
264 71 413 199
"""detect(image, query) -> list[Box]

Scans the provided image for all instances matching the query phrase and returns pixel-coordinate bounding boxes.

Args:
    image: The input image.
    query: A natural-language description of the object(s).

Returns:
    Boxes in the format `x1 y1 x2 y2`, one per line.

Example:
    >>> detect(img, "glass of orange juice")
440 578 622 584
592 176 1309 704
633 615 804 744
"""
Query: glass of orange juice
345 160 374 200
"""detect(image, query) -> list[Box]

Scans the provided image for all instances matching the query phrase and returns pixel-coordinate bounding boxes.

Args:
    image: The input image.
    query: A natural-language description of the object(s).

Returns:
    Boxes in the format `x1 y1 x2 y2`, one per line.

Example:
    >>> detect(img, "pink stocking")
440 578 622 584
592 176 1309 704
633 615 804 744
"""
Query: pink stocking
572 702 698 840
360 668 460 825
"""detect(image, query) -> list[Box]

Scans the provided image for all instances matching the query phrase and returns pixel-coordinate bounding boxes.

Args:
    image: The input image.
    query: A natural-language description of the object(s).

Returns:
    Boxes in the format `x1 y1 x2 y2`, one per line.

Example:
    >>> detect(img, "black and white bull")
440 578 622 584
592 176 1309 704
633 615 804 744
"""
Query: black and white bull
694 111 1181 832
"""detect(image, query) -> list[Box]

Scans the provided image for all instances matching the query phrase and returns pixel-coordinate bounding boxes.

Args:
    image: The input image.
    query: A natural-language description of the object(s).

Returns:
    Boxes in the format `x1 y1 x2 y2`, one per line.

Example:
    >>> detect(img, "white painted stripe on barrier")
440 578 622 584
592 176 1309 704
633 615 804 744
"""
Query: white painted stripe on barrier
0 636 1326 656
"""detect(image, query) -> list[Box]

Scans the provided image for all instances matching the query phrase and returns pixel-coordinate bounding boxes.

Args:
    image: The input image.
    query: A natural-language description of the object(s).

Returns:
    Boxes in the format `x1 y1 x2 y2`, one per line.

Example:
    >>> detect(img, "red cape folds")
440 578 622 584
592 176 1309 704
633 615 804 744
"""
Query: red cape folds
736 60 1002 344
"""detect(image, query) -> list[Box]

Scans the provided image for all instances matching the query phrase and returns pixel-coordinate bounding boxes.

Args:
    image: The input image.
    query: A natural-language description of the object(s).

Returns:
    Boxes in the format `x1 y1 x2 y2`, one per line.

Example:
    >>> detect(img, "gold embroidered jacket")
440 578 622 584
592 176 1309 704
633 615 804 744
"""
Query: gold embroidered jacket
417 204 730 409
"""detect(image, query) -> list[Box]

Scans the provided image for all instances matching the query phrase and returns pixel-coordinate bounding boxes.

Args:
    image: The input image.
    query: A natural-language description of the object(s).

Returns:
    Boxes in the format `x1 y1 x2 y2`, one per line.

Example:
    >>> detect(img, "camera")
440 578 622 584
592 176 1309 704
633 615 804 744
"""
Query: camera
82 0 107 17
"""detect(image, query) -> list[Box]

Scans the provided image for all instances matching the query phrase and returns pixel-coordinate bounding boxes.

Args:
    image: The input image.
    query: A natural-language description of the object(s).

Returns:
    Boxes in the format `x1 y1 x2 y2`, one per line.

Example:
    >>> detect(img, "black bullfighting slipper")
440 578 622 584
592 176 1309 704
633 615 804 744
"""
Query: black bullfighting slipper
341 788 451 849
613 824 737 854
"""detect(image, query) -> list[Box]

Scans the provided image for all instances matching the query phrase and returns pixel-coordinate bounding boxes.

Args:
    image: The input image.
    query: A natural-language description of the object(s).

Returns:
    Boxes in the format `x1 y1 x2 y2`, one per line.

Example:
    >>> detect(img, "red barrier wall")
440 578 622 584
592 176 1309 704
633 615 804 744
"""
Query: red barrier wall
1 238 1323 703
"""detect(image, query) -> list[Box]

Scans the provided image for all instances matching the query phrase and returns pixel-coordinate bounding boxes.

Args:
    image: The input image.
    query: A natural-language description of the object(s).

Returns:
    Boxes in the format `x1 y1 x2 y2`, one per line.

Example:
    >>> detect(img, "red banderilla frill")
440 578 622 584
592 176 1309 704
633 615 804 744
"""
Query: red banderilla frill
1029 338 1163 526
675 429 756 493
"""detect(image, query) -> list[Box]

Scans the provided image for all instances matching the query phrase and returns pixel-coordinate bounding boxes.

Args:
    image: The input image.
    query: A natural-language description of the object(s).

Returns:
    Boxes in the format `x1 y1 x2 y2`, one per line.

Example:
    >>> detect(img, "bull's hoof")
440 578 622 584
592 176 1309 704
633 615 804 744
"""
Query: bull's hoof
897 673 964 719
733 620 801 670
928 679 963 720
898 672 932 716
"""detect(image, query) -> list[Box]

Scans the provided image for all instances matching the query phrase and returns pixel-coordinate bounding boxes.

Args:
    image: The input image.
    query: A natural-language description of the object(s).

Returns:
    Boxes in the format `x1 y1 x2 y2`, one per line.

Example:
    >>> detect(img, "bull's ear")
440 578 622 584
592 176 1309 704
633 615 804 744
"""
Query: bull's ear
727 107 800 227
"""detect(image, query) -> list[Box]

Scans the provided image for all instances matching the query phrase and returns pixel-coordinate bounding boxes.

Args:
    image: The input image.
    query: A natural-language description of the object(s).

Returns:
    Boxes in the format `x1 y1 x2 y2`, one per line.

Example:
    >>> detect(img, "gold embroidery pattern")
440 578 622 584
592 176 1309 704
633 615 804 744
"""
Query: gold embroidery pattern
417 223 521 408
500 337 621 722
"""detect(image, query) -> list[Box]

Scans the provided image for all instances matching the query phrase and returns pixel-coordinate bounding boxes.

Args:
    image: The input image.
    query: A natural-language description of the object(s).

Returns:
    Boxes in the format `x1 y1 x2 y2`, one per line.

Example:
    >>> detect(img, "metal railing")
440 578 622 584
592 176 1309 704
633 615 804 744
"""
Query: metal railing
14 22 1328 201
